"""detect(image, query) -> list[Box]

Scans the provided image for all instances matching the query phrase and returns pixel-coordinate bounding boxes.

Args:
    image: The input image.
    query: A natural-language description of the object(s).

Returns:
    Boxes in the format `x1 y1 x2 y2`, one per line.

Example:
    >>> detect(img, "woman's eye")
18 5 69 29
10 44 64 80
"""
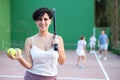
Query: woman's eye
38 18 42 21
44 18 48 21
37 18 48 21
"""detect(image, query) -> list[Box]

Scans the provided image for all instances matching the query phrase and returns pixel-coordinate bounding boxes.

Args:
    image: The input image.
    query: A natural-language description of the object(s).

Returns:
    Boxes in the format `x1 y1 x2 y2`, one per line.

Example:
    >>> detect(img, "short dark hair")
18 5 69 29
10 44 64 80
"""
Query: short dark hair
32 7 53 21
80 36 85 40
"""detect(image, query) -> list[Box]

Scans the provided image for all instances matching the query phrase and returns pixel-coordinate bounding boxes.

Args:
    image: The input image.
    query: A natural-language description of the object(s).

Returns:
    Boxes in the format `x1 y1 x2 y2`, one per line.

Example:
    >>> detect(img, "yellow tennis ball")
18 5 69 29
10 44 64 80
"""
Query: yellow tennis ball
7 48 16 56
15 48 22 55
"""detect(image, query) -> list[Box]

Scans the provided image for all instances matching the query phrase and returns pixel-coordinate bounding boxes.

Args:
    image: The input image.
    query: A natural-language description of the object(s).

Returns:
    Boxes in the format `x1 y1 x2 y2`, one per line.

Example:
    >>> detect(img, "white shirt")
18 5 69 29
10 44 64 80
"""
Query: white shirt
76 40 86 51
89 36 96 45
28 38 59 76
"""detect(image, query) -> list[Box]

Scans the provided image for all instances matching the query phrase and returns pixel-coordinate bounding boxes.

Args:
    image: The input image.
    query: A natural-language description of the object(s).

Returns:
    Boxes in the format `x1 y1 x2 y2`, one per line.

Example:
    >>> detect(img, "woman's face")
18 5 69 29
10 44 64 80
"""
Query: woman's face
36 13 51 31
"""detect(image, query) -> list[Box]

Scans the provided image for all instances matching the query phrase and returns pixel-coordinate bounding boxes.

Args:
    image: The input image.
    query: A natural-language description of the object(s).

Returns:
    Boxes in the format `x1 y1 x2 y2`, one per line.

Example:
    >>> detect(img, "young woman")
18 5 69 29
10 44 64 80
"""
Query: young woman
7 7 65 80
76 36 87 68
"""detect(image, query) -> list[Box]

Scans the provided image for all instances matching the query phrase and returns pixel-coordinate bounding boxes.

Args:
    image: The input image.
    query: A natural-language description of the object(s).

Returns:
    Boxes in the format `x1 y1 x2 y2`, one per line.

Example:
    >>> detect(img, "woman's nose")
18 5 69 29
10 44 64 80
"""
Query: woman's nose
41 19 45 24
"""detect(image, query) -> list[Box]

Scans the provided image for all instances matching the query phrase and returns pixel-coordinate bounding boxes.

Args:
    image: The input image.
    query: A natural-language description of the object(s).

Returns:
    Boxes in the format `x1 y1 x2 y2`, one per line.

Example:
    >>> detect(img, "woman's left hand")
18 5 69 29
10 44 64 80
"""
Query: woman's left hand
53 36 60 47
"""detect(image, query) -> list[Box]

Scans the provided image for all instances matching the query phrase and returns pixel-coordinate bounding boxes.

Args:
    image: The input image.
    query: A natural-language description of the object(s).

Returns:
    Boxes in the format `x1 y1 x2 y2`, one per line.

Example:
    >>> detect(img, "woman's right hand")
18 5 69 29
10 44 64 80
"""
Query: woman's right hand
7 50 22 60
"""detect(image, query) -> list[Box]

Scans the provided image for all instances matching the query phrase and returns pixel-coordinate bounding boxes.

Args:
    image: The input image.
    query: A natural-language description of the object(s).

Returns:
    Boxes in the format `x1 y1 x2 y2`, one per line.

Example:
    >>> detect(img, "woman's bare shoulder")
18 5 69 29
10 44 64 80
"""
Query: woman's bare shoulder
25 35 36 43
56 35 63 40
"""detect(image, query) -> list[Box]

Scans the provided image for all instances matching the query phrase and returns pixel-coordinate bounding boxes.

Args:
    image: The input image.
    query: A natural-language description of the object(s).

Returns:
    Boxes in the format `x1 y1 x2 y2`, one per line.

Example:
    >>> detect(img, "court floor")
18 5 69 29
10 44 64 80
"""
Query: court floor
0 50 120 80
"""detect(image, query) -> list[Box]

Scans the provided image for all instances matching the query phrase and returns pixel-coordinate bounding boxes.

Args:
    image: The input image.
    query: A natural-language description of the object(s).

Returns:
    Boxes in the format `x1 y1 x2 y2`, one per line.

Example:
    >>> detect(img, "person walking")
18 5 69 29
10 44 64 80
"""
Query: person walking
89 35 96 54
98 30 109 60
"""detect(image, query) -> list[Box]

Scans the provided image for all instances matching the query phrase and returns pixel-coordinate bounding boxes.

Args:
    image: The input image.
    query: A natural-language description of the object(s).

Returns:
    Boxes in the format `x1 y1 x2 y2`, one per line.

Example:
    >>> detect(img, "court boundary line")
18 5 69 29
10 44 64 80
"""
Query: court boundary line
0 75 106 80
94 52 110 80
58 77 106 80
0 75 23 78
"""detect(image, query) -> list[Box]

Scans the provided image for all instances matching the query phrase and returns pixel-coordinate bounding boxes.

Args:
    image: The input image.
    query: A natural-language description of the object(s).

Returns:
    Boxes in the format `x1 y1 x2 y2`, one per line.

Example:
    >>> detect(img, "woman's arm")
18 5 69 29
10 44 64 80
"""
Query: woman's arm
18 37 33 69
58 36 66 65
54 36 66 65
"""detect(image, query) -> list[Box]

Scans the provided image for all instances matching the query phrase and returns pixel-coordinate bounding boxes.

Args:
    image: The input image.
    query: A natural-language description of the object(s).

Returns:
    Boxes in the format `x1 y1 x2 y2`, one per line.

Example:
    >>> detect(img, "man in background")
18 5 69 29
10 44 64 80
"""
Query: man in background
98 30 109 60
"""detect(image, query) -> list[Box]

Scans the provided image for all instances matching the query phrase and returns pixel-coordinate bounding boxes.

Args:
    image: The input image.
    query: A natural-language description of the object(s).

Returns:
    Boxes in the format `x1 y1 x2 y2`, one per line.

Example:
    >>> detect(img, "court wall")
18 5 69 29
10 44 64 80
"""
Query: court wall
10 0 95 50
0 0 105 50
0 0 11 50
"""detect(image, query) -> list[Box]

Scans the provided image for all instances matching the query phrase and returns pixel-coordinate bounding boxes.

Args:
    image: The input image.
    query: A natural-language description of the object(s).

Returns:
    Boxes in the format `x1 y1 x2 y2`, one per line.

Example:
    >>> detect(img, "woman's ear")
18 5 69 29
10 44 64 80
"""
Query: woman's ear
49 19 52 25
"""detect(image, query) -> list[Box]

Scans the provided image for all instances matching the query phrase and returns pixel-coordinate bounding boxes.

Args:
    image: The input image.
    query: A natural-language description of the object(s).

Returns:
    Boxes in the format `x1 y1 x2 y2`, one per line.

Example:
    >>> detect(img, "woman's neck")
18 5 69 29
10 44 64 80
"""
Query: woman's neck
38 31 51 38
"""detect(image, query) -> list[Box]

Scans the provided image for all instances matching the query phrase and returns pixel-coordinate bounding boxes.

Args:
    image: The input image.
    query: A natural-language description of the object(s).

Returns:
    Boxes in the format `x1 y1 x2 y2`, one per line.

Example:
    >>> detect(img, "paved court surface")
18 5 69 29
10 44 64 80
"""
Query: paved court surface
0 50 120 80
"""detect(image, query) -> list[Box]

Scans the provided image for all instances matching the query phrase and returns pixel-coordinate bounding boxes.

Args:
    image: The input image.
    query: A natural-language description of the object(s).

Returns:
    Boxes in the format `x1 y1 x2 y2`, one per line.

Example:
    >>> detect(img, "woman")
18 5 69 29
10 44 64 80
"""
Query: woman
8 7 65 80
76 36 87 68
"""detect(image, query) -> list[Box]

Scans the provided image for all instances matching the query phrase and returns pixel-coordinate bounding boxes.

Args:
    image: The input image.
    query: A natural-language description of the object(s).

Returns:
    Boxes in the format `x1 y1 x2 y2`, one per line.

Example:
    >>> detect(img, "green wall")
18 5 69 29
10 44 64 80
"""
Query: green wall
0 0 10 50
10 0 94 50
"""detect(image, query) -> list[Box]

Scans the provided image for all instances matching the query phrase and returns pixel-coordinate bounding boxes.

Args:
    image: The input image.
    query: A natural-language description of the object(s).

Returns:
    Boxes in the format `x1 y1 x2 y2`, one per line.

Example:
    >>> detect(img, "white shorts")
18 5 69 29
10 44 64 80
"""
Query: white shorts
100 44 108 50
76 50 85 56
90 43 95 48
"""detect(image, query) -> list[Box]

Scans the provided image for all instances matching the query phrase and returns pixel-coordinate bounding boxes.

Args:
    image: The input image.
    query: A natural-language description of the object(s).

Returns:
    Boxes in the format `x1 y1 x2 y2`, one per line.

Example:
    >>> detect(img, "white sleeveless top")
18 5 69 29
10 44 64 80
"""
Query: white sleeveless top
76 40 86 51
27 38 59 76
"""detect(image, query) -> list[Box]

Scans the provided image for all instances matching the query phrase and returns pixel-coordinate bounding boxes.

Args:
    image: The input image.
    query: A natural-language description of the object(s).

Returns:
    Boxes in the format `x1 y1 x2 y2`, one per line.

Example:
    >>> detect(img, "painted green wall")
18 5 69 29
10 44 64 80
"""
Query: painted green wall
0 0 10 50
11 0 94 49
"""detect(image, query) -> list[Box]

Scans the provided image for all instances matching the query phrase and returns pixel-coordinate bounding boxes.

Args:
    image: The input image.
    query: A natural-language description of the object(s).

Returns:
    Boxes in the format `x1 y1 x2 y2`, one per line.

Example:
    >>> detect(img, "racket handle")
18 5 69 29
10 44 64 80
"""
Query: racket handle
54 43 58 51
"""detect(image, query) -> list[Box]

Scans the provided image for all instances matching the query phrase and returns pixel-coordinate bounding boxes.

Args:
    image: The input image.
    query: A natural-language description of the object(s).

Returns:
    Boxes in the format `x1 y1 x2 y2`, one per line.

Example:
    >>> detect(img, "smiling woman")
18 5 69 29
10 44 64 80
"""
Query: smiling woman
7 7 66 80
35 13 52 31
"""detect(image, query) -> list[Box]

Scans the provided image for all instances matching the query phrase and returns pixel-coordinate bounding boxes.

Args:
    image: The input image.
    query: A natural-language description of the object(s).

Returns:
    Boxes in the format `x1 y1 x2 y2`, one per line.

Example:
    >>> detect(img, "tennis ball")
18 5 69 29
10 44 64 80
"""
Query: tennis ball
15 48 22 55
7 48 16 56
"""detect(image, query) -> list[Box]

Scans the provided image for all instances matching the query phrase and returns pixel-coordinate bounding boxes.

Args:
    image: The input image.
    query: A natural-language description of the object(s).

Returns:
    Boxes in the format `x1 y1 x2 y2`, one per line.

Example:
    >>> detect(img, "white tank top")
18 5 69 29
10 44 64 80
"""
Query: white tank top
27 37 59 76
76 40 86 51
